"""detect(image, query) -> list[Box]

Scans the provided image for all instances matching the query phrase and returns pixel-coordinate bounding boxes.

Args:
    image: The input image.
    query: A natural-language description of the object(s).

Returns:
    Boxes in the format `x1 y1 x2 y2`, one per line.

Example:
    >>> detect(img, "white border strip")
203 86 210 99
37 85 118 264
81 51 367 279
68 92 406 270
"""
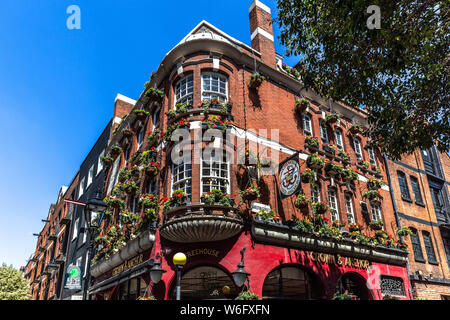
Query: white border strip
251 27 274 42
249 0 271 14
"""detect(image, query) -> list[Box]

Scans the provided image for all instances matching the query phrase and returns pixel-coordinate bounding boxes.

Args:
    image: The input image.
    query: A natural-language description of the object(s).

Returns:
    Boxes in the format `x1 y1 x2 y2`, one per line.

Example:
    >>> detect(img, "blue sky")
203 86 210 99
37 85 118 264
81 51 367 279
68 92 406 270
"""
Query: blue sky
0 0 297 269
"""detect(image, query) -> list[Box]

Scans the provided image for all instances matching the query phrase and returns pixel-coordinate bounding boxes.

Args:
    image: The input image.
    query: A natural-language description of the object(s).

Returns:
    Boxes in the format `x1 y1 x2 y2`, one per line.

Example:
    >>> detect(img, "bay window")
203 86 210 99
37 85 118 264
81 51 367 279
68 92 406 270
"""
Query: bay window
171 162 192 200
201 150 229 194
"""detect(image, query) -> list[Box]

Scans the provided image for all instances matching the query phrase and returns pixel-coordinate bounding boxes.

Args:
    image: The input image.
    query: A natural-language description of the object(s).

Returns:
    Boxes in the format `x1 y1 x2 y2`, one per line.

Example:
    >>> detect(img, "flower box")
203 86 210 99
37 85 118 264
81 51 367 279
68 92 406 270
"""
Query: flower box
349 124 362 134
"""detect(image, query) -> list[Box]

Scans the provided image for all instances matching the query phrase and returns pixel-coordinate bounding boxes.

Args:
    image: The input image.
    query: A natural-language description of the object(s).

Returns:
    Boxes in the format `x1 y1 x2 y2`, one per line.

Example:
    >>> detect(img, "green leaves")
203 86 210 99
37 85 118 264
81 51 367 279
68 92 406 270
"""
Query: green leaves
0 266 30 300
276 0 449 159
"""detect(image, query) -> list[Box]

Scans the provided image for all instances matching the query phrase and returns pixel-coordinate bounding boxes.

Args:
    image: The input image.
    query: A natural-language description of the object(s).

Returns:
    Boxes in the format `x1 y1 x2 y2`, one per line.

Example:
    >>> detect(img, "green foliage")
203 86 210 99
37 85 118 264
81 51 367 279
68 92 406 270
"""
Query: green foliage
0 265 30 300
276 0 449 159
235 291 259 300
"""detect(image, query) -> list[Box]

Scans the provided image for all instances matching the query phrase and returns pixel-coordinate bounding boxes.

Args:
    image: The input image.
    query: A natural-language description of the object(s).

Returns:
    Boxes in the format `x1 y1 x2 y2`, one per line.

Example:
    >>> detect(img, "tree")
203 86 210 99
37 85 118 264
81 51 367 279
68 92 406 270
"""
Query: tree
276 0 449 159
0 264 31 300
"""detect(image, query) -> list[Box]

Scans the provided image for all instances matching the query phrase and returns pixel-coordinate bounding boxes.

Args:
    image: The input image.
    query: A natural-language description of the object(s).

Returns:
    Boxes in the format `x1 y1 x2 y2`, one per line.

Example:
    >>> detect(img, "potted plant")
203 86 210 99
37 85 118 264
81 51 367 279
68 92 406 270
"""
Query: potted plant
349 123 362 134
294 193 309 208
324 161 343 177
397 227 412 237
368 177 384 190
306 153 325 170
369 219 384 231
325 113 341 125
305 136 319 149
375 230 388 240
118 168 129 183
337 151 350 164
342 168 358 182
301 168 315 184
333 291 352 300
110 145 123 157
101 155 114 167
201 189 232 206
201 115 229 132
248 72 265 89
294 98 310 114
322 143 336 155
235 291 259 300
104 196 125 210
363 190 381 201
311 201 329 215
140 193 160 211
254 208 275 222
296 218 314 233
239 185 260 201
122 128 134 138
146 130 159 147
133 109 150 120
121 181 140 194
332 220 346 231
348 223 362 232
357 160 370 171
145 161 160 177
166 109 177 120
145 87 164 102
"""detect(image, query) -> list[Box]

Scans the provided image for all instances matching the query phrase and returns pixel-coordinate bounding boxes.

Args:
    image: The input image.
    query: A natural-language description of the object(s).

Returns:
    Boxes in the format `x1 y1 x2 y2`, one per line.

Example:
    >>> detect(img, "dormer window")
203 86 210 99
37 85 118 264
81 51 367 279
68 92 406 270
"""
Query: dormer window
201 72 227 102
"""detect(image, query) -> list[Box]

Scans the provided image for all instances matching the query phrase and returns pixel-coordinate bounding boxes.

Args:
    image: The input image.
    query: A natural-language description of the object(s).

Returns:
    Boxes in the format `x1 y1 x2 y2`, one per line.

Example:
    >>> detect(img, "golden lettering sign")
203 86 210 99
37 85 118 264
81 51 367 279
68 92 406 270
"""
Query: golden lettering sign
185 248 220 258
307 251 369 269
112 254 144 276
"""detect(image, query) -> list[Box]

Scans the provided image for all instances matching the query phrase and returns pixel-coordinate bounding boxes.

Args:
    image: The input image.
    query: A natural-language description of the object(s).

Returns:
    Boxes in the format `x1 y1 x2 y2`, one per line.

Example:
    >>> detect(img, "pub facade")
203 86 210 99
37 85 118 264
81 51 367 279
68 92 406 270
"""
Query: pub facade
88 0 412 300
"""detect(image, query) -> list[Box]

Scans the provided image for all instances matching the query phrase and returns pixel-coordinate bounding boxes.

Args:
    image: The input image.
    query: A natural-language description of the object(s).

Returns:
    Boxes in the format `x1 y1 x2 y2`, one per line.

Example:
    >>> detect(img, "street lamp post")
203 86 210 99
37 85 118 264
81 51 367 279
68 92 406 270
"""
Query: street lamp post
173 252 187 300
82 189 107 300
149 254 166 284
232 248 251 290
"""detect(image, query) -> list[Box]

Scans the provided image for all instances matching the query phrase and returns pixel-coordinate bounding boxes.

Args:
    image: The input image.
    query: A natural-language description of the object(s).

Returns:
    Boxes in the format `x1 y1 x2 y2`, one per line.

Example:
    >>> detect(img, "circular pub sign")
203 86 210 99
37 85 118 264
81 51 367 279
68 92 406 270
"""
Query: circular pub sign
279 159 301 198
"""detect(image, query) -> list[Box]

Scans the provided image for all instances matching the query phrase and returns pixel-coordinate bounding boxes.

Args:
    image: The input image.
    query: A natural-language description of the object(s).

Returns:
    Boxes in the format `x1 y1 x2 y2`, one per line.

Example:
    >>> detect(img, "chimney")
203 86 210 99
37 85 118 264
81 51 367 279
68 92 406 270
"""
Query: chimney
249 0 276 68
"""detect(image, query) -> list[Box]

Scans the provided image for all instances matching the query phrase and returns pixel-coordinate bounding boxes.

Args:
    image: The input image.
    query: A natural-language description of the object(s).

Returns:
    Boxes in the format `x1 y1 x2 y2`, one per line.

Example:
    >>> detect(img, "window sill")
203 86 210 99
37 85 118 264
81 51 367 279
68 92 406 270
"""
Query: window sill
415 201 425 207
401 196 413 203
428 260 439 266
414 257 426 263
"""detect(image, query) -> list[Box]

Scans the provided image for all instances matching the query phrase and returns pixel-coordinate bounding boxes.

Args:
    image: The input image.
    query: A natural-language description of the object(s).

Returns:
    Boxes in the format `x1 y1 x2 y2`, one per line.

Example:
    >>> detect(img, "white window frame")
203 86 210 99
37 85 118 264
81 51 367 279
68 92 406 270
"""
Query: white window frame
78 178 85 199
76 256 82 267
87 164 94 188
302 114 313 136
335 129 344 152
201 72 228 102
107 156 121 194
320 122 329 144
368 147 377 167
174 75 194 106
353 137 363 161
311 184 321 203
72 218 79 240
344 193 355 224
171 162 192 200
152 107 161 131
148 180 157 195
328 189 340 222
370 202 382 221
200 150 230 195
137 128 145 150
97 150 104 176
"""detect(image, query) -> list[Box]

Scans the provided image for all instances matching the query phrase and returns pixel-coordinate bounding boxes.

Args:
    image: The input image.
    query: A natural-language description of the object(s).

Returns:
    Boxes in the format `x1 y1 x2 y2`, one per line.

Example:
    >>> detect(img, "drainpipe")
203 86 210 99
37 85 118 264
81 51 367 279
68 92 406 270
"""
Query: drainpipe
383 154 414 300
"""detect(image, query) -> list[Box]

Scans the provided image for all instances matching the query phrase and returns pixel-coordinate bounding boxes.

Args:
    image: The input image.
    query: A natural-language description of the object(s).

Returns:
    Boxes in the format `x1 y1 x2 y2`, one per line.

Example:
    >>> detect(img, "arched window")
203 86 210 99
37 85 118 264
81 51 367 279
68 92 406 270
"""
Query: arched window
335 273 372 300
262 265 322 300
171 265 237 300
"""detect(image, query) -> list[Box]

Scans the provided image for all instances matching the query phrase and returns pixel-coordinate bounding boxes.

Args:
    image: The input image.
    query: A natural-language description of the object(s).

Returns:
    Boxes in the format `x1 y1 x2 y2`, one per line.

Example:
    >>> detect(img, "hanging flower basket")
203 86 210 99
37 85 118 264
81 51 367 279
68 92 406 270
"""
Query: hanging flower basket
306 153 324 170
248 72 265 89
348 223 362 232
363 190 381 201
349 124 362 134
294 193 309 209
101 155 114 167
301 168 315 183
239 185 260 201
369 219 384 231
342 168 358 182
337 151 350 164
133 109 150 120
322 143 336 155
311 201 329 215
145 162 160 177
110 145 123 158
397 227 412 237
325 113 340 125
294 98 310 114
367 178 384 190
122 128 134 138
145 87 164 102
304 136 319 149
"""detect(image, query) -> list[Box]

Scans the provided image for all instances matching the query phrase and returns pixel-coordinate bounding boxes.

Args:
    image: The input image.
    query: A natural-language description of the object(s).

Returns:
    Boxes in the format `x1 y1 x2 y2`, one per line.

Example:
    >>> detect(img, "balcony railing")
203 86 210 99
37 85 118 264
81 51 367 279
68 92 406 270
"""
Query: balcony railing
160 203 244 243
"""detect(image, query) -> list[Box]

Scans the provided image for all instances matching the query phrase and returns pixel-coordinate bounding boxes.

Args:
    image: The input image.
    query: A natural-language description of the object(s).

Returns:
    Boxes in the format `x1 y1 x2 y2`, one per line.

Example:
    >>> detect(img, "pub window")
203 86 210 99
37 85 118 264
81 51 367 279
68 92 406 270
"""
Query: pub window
410 228 425 262
368 147 377 167
137 128 145 149
302 114 313 136
171 161 192 200
370 202 382 221
201 150 229 195
152 107 161 131
397 171 411 201
328 189 340 222
344 193 355 224
422 231 438 264
410 176 424 205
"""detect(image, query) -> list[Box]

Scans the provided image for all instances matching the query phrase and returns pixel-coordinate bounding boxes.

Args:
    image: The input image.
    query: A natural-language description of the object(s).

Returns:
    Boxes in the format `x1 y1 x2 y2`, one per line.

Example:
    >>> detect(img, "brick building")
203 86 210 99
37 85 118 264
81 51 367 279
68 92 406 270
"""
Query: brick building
24 173 79 300
87 1 414 300
385 147 450 299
